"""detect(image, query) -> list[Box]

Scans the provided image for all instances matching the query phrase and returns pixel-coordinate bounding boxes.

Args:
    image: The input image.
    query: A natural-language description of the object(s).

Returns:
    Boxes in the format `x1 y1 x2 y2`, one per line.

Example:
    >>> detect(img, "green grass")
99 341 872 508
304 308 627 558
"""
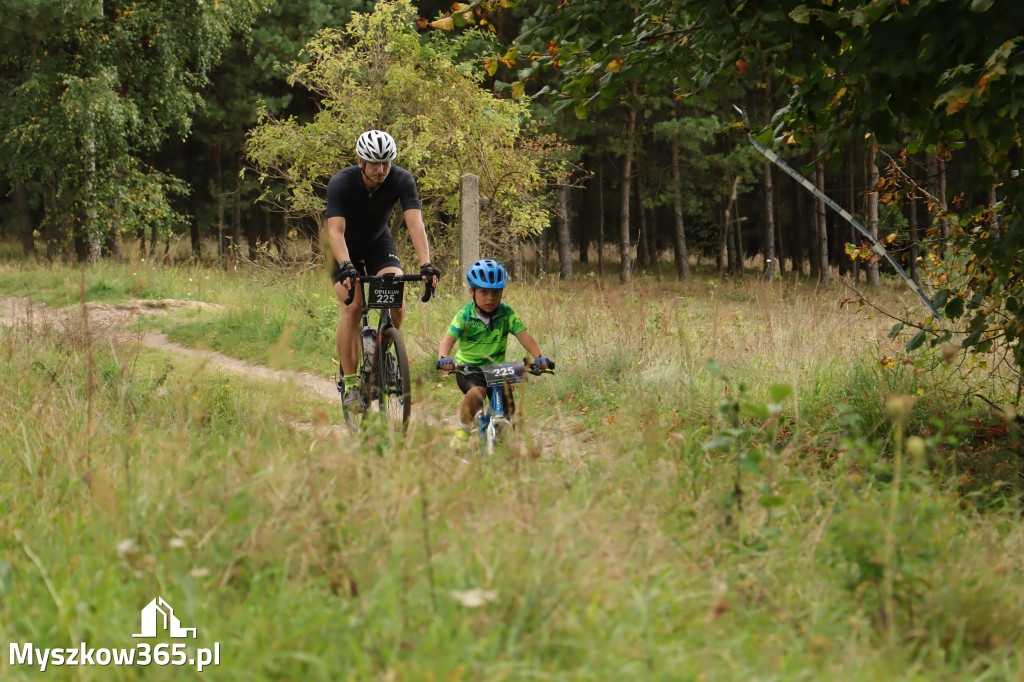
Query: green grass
1 255 1023 680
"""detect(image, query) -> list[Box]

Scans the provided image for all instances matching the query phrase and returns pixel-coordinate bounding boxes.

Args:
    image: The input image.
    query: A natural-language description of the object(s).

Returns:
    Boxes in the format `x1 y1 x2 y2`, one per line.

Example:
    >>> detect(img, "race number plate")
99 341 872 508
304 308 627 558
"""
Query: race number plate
367 280 404 308
481 362 527 386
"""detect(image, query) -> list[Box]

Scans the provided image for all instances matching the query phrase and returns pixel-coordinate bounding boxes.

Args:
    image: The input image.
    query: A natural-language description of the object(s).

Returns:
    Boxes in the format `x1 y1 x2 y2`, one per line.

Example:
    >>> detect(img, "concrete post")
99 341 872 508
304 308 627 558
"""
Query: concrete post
460 173 480 288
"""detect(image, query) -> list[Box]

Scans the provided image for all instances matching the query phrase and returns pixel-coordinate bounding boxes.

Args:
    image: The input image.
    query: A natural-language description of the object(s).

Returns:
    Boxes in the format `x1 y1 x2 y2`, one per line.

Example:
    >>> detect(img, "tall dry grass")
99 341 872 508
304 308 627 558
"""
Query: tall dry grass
1 259 1022 680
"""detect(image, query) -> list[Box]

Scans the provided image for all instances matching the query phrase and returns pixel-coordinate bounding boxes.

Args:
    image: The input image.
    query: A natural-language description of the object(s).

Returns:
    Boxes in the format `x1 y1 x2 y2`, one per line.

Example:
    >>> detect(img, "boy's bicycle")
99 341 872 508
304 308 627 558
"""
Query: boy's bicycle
343 273 433 430
446 359 554 456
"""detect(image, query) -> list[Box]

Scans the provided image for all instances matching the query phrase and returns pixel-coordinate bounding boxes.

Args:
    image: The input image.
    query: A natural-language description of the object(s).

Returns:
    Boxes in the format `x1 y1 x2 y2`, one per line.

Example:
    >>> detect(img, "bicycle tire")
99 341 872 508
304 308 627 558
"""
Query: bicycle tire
377 326 411 429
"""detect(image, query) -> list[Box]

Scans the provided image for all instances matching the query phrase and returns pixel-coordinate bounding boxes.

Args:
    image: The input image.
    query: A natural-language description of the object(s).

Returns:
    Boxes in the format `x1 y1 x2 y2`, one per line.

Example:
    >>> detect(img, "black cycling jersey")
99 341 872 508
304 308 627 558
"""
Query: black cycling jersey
324 165 421 248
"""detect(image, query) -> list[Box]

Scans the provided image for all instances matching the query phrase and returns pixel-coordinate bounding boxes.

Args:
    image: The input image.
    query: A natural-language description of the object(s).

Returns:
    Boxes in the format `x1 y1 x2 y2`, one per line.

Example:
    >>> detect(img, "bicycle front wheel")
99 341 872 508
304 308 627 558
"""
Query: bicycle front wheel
376 326 412 429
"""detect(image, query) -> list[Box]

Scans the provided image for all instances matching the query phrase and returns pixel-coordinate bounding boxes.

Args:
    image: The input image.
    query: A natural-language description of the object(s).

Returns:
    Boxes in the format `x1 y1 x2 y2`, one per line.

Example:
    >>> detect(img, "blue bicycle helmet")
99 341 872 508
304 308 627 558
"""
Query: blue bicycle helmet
466 259 509 289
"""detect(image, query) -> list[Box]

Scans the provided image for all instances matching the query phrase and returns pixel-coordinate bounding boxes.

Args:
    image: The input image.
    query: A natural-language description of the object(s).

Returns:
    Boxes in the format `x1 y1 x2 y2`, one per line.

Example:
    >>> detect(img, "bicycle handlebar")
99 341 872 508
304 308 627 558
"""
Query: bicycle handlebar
343 273 435 307
445 362 554 376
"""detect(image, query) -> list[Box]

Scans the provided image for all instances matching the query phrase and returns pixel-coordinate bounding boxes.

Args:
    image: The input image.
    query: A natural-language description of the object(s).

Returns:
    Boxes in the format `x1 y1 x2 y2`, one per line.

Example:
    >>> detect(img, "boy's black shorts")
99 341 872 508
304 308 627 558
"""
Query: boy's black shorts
456 367 515 415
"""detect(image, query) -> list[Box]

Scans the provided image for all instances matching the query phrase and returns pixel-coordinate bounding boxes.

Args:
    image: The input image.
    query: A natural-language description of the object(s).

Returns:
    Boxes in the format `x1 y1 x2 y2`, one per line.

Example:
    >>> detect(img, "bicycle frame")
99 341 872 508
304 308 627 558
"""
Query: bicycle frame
479 382 513 457
344 273 433 428
452 361 551 456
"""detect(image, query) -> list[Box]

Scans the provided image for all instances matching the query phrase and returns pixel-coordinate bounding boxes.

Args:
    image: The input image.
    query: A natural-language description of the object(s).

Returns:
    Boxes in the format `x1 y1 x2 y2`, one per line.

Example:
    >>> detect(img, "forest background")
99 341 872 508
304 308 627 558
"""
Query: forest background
1 0 1022 389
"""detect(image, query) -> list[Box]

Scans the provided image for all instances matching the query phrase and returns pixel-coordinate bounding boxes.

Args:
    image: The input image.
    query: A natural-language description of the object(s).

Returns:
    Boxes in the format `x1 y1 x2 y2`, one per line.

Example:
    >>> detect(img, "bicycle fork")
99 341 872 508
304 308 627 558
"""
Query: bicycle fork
477 385 510 456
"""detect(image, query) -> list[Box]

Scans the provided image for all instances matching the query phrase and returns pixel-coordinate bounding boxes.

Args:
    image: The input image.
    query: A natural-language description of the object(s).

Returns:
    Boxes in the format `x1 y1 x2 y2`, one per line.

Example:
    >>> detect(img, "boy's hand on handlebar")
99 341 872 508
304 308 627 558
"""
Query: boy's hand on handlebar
531 357 554 371
436 357 455 371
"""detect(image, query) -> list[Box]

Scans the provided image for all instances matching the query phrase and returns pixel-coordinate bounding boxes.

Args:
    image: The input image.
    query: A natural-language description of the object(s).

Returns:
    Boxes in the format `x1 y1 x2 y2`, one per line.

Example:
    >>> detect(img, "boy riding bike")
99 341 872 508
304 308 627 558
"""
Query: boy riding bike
436 259 553 445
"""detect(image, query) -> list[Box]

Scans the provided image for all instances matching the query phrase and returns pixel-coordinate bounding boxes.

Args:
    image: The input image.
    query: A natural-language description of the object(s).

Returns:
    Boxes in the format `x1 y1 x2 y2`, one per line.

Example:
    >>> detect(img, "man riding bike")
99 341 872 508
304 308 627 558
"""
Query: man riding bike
325 129 440 413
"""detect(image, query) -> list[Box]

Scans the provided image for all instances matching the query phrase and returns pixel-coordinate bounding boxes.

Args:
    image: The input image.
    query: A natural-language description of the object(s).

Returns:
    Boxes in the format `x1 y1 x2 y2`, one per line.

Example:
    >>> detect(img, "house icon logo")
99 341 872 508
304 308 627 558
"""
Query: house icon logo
132 597 197 639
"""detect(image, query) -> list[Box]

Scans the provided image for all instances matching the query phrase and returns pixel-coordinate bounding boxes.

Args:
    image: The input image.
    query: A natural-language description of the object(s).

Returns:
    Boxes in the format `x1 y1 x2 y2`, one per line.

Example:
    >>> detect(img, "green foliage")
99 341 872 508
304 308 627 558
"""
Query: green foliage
703 360 794 539
691 0 1024 385
246 0 565 263
0 0 268 250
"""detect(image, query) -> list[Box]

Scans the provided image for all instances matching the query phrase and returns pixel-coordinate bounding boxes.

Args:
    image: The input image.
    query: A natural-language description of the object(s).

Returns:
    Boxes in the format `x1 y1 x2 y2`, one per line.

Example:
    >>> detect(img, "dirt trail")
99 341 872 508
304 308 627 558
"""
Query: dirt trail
0 295 575 450
0 295 338 403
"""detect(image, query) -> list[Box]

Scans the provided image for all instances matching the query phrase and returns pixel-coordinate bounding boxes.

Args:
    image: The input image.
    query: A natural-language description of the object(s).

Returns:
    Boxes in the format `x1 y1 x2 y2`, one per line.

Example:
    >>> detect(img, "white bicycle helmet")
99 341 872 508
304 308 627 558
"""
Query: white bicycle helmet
355 130 397 162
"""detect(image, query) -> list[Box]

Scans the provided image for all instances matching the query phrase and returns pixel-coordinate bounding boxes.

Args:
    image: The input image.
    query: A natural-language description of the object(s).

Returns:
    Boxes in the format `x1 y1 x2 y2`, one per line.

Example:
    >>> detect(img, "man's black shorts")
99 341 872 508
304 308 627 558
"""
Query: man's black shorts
457 367 515 415
332 232 402 284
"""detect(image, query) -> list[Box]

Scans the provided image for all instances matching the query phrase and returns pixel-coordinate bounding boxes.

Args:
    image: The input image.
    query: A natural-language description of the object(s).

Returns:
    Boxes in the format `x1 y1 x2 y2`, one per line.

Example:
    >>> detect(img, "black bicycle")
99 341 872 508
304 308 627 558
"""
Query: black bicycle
343 273 433 430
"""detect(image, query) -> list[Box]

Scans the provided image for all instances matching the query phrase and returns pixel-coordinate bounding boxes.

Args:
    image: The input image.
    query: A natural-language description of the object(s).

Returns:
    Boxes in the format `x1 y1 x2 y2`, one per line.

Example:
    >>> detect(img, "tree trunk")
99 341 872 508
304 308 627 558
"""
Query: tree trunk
556 182 573 280
619 104 636 284
598 164 605 277
732 198 743 276
670 141 690 279
261 209 272 256
908 189 920 284
43 183 60 261
185 137 201 259
774 165 785 275
577 175 589 264
804 158 819 280
14 183 34 256
866 138 881 287
232 198 242 261
937 153 949 250
512 234 523 279
762 162 776 281
847 147 860 283
717 204 727 274
814 149 829 285
104 223 122 262
636 173 649 271
988 180 1001 238
537 224 549 276
792 178 806 276
644 136 659 272
244 207 258 261
723 177 740 276
837 152 850 278
87 127 101 263
273 214 287 257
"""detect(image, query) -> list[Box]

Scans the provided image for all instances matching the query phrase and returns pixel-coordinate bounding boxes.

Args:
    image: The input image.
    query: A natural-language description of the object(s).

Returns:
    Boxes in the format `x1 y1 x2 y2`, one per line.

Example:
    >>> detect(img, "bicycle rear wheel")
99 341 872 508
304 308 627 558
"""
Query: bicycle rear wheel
376 326 411 429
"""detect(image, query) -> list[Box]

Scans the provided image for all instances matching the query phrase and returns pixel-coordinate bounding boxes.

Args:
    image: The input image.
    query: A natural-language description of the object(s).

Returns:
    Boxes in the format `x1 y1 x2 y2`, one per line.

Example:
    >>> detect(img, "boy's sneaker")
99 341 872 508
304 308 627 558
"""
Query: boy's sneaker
449 427 471 451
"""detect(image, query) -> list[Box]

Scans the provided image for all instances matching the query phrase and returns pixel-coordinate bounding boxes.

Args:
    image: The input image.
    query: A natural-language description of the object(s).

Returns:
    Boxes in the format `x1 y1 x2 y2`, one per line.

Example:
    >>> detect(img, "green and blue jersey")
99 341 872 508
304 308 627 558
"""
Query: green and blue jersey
446 301 527 366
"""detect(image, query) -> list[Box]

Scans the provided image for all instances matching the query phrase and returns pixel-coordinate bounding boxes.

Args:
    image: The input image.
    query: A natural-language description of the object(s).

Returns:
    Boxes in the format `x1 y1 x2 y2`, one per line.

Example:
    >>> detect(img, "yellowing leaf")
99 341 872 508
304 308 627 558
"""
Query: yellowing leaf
829 85 847 109
885 232 898 244
976 73 992 96
430 16 455 30
499 47 518 68
605 59 625 73
937 86 972 115
483 57 498 76
511 81 525 99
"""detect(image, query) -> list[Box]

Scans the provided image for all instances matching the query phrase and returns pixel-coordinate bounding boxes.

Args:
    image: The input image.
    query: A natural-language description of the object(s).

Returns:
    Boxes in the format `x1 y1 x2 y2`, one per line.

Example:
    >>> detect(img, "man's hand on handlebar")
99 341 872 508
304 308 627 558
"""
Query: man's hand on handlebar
338 260 359 299
345 272 436 306
420 262 441 289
